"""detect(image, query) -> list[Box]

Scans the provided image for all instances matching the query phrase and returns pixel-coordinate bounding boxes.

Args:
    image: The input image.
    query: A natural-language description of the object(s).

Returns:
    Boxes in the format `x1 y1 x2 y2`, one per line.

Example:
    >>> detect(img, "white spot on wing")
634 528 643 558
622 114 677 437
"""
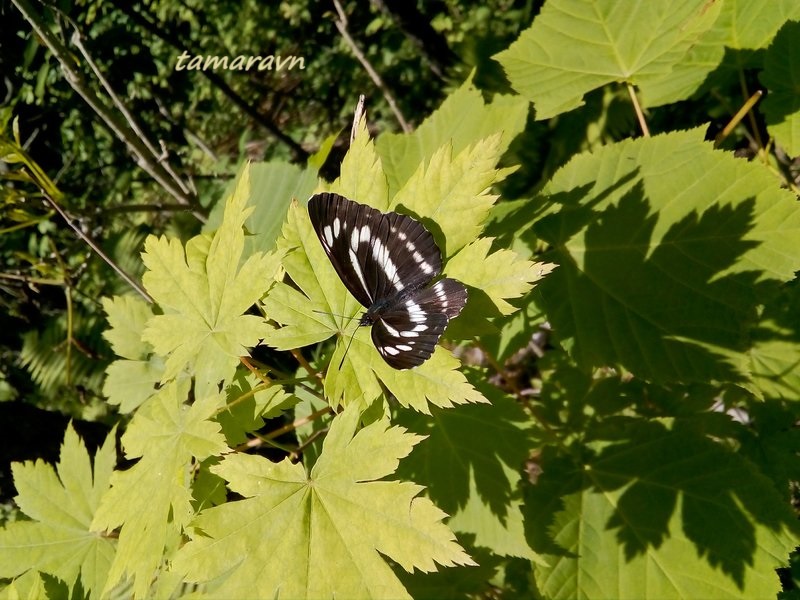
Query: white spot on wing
411 251 434 274
323 226 333 246
350 228 359 251
360 225 371 243
348 248 371 299
372 238 403 290
400 324 427 337
384 346 399 356
333 217 341 237
383 321 400 337
396 344 412 351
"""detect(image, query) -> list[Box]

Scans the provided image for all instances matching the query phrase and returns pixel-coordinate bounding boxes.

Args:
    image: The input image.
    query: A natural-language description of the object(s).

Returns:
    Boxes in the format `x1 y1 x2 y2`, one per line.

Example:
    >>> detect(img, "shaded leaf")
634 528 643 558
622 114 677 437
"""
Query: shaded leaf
760 20 800 158
535 128 800 383
525 422 799 599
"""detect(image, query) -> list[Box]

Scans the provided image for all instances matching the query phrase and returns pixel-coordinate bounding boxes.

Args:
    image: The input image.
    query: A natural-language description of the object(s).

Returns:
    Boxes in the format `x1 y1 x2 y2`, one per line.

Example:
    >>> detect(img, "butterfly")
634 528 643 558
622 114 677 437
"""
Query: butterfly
308 192 467 369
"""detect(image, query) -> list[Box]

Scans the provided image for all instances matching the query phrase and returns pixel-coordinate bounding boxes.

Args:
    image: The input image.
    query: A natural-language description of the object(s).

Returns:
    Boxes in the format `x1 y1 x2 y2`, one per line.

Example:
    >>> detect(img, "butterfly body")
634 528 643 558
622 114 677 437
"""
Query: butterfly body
308 192 467 369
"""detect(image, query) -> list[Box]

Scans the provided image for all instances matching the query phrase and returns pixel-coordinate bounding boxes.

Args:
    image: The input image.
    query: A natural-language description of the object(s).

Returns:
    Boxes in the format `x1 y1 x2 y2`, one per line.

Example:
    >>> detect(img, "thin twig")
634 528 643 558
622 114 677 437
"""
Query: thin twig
109 0 309 162
0 273 65 286
290 348 323 381
10 0 206 222
626 82 650 137
69 30 192 198
104 203 201 214
234 406 333 452
41 192 153 303
332 0 411 133
714 90 763 148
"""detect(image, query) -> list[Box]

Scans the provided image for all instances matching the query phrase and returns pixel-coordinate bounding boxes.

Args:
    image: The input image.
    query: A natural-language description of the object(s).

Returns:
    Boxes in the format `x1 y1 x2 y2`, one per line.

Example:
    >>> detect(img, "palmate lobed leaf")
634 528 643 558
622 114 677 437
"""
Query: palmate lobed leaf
172 403 475 599
262 112 544 411
375 76 528 196
526 422 800 599
262 200 486 412
141 166 283 395
534 128 800 384
101 295 164 413
397 370 541 559
760 19 800 158
495 0 722 119
90 380 228 598
203 146 331 255
447 237 556 316
390 133 506 257
0 425 117 598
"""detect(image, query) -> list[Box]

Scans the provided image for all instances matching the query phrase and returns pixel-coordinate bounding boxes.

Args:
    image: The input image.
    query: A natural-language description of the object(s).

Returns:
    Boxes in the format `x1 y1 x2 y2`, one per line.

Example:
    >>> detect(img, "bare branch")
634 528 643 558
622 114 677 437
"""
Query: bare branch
110 0 310 162
10 0 207 222
42 192 153 304
332 0 411 133
70 30 192 199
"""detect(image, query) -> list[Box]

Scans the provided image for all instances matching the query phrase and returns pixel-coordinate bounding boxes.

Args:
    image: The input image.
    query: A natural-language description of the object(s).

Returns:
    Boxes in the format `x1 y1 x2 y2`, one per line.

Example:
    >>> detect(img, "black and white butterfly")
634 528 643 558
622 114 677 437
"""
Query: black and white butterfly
308 192 467 370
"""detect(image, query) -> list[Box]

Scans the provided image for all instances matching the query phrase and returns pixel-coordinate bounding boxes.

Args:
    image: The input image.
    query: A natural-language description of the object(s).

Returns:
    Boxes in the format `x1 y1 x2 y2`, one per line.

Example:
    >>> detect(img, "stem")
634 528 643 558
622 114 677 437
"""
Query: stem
234 406 333 452
332 0 411 133
41 192 153 303
714 90 763 148
70 30 193 199
290 348 322 381
626 82 650 137
738 72 765 156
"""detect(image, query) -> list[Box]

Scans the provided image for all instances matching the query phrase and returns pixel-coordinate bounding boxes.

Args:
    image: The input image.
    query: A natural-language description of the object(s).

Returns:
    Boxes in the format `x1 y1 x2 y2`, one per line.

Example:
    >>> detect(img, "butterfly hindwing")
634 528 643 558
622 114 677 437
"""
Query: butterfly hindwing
415 277 469 320
372 311 448 370
308 193 442 308
371 278 468 369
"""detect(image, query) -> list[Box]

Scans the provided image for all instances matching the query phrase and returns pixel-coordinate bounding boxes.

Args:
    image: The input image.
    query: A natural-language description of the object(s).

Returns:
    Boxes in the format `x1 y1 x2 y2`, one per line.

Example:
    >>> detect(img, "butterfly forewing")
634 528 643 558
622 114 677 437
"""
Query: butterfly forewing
308 193 442 307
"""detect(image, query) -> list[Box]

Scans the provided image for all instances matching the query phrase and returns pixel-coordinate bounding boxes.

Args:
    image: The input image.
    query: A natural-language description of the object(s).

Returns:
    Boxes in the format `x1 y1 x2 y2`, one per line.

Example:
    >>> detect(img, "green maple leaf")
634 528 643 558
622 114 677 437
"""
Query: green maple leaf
90 380 228 598
141 166 283 395
101 295 164 413
397 370 540 560
495 0 722 119
526 422 800 599
172 403 475 599
262 117 546 411
376 76 528 196
0 424 117 598
535 128 800 383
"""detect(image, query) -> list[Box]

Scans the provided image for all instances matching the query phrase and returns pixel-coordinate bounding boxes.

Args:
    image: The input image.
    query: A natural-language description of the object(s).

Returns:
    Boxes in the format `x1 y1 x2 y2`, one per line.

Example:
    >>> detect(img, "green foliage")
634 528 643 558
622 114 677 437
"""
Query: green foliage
3 0 800 599
0 424 117 598
495 0 723 118
173 403 474 598
760 20 800 157
141 169 283 394
261 114 547 412
533 128 800 383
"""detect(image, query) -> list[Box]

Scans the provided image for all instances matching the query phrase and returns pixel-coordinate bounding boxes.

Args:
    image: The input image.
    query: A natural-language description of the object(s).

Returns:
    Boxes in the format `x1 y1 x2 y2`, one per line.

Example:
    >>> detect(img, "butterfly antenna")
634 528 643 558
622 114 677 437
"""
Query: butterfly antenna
338 324 360 370
312 309 360 322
